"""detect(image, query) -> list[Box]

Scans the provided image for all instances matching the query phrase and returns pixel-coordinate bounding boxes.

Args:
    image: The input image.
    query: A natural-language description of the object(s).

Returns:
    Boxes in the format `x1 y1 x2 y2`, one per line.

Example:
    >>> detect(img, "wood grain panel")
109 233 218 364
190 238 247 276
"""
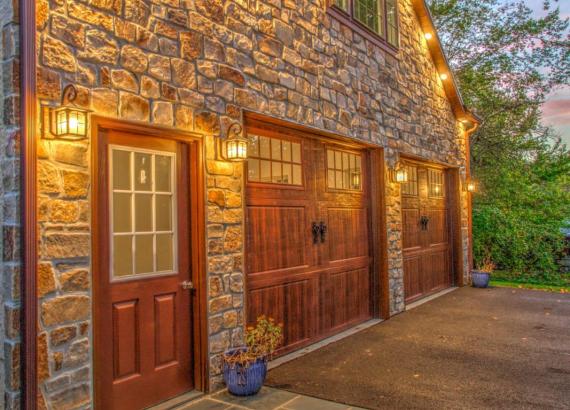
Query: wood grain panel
248 280 315 350
154 293 177 367
402 208 421 249
326 208 368 262
403 256 422 302
427 209 447 246
246 206 307 274
113 300 140 380
320 268 370 333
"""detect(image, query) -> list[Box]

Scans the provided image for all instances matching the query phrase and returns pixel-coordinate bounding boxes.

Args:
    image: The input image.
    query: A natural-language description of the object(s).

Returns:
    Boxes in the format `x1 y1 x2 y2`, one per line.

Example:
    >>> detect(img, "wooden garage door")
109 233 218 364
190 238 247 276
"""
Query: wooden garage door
402 161 452 303
245 123 372 355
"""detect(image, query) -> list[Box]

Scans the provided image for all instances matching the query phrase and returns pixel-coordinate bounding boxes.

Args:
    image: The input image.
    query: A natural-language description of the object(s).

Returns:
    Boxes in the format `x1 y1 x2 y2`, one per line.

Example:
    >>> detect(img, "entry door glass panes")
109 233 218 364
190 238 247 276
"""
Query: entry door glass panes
110 146 177 280
247 134 302 186
326 148 362 191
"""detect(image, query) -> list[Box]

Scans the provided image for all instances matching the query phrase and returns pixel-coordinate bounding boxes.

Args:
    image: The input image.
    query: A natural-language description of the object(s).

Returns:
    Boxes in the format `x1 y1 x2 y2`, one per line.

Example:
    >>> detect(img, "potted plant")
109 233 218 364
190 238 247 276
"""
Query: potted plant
222 315 283 396
472 257 495 288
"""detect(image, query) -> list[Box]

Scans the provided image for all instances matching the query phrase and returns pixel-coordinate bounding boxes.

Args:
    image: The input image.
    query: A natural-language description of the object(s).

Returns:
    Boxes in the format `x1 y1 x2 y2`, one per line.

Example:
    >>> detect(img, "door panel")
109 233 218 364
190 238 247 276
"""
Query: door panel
402 161 452 303
96 130 194 410
326 207 369 262
245 122 373 354
247 279 316 351
246 205 309 273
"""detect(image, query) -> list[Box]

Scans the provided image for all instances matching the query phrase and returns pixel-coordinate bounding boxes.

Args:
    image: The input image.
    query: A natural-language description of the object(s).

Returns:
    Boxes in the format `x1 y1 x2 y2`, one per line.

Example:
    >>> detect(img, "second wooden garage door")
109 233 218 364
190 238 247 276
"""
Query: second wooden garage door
401 160 452 303
245 122 372 355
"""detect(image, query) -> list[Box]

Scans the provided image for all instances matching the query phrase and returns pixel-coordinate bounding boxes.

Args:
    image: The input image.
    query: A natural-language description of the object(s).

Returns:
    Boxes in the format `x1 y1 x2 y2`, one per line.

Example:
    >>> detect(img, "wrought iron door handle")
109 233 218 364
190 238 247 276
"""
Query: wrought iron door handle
420 216 430 230
312 222 320 244
319 221 327 243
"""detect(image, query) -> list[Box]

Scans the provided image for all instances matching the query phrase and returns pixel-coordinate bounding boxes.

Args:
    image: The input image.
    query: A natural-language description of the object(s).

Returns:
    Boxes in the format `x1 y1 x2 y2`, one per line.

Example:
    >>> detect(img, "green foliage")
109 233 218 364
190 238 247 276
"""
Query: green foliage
428 0 570 281
223 316 283 367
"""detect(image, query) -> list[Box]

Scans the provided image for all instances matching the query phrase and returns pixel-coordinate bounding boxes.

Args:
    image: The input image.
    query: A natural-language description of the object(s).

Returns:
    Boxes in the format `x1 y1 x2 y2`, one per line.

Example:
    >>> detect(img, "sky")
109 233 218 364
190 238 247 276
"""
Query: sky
521 0 570 146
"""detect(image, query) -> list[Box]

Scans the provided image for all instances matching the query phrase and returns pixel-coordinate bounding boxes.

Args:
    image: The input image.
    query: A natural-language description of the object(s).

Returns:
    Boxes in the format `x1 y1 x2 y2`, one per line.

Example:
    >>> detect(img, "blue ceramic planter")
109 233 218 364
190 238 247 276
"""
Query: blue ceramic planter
472 271 490 288
223 348 267 396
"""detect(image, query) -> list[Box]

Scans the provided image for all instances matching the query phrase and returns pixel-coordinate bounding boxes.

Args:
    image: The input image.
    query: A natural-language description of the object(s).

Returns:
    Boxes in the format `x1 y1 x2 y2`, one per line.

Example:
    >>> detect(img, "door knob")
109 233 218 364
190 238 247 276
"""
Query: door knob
181 280 194 290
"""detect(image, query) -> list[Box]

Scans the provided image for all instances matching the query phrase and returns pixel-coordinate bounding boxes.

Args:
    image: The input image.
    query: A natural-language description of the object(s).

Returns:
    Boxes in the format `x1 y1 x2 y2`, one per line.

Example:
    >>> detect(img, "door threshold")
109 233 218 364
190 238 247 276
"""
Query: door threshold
405 287 458 311
146 391 204 410
268 319 383 370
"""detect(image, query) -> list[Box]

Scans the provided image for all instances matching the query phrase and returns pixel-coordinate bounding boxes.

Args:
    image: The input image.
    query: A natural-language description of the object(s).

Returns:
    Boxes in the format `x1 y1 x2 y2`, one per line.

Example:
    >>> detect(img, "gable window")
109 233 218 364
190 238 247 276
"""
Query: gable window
331 0 399 48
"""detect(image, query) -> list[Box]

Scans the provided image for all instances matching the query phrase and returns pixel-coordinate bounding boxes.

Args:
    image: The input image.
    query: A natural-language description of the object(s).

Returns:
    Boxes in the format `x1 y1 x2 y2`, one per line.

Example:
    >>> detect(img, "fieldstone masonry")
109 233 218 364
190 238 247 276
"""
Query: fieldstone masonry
0 0 471 406
1 0 23 406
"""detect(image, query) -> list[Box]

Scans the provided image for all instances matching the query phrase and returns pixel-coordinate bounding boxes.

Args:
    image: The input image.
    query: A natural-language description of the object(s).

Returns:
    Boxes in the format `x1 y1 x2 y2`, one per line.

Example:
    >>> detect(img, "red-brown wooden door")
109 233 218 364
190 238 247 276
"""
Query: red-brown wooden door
95 130 194 409
245 122 372 354
402 161 452 303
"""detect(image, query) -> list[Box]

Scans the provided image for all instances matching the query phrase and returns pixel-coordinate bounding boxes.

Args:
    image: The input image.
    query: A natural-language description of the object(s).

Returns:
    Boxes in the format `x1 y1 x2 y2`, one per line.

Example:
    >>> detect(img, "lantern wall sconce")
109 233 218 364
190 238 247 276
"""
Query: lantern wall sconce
42 85 90 140
219 122 248 162
390 161 409 183
464 179 477 193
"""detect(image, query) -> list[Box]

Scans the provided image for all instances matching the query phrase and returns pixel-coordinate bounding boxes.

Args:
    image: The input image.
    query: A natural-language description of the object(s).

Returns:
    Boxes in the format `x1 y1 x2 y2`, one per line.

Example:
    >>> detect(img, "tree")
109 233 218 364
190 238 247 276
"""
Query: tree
427 0 570 279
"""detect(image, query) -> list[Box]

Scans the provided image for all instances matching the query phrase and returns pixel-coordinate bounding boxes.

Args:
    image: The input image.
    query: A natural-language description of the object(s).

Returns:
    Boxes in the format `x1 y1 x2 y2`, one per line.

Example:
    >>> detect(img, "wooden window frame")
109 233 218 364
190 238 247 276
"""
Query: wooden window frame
246 133 305 189
328 0 399 54
325 147 363 192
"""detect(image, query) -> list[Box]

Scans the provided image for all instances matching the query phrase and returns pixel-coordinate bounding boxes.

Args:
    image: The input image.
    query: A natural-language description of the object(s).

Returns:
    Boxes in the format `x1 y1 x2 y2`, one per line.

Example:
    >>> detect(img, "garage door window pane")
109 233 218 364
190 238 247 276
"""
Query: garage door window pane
428 169 444 197
327 148 362 191
401 165 418 196
247 134 303 186
110 146 177 281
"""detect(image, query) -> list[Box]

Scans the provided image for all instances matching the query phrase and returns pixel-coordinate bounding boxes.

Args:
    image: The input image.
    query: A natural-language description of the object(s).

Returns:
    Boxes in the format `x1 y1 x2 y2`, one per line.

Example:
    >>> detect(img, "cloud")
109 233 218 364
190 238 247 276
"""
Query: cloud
542 98 570 126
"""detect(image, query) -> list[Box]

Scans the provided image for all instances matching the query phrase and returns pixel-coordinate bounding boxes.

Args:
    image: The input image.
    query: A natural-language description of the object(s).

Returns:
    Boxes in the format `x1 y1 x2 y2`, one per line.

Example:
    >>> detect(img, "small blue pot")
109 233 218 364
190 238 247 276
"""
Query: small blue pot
472 271 490 288
223 348 267 396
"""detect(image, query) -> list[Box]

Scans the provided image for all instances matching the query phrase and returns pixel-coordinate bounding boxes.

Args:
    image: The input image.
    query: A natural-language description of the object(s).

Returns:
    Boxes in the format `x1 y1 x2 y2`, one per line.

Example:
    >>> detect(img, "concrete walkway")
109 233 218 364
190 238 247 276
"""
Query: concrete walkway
179 387 365 409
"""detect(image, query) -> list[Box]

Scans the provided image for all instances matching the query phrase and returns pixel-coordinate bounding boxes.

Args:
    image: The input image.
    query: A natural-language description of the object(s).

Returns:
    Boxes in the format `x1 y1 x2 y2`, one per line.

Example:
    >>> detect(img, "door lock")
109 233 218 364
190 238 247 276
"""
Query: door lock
181 280 194 290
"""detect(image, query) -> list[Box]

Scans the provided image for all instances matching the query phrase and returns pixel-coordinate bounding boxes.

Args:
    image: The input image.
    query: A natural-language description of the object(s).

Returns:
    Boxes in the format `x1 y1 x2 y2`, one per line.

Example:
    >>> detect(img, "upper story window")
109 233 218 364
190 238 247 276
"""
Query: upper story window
331 0 399 48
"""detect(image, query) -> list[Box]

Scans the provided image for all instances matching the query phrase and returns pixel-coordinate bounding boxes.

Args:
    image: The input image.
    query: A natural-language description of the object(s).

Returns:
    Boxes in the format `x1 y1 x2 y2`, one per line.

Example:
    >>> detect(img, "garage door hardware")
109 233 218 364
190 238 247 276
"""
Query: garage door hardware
312 221 328 243
319 221 328 243
420 215 430 230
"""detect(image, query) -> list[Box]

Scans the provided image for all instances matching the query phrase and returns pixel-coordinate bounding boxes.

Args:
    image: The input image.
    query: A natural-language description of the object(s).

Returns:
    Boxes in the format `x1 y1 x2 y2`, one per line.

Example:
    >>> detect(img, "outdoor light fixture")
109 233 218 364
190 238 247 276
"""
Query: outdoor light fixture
43 85 90 140
390 161 408 183
464 179 477 193
222 123 248 162
424 32 433 40
440 73 448 80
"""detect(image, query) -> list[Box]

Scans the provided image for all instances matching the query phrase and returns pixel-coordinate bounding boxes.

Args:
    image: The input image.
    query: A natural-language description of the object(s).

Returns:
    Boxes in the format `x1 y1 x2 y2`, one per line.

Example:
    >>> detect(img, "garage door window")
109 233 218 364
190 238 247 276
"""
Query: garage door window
401 165 418 196
247 135 302 186
326 148 362 191
428 169 444 197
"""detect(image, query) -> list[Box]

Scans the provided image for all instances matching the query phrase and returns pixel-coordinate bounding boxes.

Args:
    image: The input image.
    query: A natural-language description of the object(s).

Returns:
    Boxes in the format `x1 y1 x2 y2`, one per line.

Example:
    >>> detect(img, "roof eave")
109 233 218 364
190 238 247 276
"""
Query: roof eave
411 0 480 126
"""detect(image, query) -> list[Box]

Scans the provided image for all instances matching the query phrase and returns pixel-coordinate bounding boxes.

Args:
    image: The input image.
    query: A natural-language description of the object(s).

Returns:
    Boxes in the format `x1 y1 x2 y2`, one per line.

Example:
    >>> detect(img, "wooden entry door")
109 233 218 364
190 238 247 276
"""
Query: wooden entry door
245 122 372 354
95 129 194 410
402 161 452 303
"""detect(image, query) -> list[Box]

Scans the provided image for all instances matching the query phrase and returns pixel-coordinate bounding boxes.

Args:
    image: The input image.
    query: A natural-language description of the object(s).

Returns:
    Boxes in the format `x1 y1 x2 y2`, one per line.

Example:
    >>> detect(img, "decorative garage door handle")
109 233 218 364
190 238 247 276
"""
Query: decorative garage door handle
312 222 321 244
319 221 327 243
311 222 328 243
420 215 430 230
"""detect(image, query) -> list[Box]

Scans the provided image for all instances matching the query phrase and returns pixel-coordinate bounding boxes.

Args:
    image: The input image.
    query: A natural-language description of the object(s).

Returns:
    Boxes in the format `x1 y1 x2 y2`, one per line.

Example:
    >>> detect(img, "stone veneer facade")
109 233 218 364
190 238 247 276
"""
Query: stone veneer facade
0 0 472 407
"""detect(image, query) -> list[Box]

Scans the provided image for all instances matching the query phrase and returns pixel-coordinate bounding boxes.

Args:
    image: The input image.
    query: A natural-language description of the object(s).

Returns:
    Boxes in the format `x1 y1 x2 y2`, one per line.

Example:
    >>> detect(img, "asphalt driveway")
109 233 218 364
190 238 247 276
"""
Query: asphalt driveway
266 287 570 409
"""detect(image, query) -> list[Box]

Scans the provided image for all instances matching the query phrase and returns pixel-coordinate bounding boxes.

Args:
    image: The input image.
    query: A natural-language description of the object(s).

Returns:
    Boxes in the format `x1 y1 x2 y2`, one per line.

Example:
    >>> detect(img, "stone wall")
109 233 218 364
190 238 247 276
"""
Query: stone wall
32 0 470 406
1 0 22 405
